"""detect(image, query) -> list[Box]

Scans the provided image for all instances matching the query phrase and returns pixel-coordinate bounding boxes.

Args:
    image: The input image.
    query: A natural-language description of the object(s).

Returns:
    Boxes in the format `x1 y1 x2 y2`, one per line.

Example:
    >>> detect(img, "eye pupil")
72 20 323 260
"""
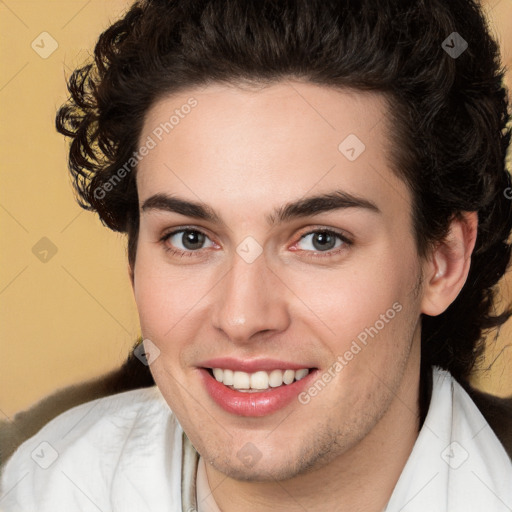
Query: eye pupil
313 232 336 251
182 230 205 250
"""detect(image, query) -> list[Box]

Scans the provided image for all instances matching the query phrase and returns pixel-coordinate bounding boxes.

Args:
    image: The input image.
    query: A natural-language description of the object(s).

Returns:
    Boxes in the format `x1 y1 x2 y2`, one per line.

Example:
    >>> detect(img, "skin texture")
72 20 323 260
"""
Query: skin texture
131 81 477 512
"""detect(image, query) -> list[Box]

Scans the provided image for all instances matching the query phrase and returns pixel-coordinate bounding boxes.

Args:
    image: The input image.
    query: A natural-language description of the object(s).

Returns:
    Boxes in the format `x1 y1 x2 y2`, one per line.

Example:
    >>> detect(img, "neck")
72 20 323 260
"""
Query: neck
205 352 424 512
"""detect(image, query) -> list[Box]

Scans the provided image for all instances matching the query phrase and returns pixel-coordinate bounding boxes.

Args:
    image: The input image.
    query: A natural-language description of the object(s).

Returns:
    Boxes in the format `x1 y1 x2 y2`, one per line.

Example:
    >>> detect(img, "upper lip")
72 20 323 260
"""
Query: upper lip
198 357 315 373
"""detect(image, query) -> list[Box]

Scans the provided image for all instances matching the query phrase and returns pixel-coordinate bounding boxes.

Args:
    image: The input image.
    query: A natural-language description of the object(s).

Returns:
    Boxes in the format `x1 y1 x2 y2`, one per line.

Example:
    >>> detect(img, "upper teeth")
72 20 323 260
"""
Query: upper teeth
211 368 310 391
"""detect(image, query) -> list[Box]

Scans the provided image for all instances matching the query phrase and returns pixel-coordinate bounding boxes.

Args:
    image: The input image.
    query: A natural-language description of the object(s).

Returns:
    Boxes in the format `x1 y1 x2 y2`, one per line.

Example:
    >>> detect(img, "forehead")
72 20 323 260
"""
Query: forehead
136 81 411 223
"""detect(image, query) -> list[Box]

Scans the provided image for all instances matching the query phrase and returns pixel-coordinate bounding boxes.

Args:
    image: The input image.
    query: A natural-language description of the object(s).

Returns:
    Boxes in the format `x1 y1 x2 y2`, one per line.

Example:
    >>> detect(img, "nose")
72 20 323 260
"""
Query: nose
211 250 291 344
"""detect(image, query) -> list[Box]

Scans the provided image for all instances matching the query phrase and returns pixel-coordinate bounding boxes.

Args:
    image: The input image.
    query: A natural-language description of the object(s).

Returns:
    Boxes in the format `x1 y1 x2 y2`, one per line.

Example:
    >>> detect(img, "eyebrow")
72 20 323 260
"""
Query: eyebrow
141 190 381 226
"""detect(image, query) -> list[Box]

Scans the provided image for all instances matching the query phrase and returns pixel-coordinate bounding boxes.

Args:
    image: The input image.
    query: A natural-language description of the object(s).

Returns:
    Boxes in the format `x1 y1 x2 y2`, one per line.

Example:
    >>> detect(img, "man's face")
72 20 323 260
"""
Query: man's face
133 82 426 480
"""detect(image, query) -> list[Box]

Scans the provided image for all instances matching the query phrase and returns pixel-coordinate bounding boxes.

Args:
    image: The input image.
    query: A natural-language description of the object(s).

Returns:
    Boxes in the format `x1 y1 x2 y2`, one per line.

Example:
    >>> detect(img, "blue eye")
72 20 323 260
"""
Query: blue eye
296 230 351 255
162 229 215 254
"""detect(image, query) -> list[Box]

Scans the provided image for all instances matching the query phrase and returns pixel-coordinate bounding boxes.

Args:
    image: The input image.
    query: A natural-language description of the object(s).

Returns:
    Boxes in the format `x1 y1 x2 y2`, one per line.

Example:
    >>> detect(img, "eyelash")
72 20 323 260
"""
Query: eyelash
296 229 352 258
159 227 353 260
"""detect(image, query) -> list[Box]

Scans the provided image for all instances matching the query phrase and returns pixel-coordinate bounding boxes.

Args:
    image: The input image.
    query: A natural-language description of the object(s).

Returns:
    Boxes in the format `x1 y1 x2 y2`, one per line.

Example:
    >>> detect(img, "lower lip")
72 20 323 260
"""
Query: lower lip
199 368 317 417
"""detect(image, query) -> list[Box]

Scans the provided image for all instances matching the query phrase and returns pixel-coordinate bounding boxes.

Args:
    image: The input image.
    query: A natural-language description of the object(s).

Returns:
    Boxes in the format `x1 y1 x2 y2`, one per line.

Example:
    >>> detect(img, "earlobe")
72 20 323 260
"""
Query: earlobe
421 211 478 316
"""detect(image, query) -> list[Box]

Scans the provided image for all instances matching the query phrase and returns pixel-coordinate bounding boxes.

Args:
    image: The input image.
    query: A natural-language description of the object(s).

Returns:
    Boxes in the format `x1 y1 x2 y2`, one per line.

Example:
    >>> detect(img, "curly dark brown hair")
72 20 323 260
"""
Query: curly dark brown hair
56 0 512 384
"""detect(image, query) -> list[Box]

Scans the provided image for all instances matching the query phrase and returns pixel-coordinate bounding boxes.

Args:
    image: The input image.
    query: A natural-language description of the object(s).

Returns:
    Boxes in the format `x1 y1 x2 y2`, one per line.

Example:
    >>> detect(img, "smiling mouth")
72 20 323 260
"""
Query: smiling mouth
205 367 315 392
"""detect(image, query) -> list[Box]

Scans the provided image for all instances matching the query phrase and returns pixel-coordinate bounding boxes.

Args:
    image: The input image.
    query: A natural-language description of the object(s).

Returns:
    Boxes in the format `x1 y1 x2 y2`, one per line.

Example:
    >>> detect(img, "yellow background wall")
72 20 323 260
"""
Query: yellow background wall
1 0 511 419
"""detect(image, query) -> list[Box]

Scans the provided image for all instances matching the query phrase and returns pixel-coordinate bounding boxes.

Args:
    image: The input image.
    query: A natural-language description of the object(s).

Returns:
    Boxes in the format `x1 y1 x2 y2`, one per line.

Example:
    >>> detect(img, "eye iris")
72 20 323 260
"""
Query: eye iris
313 232 336 251
182 230 205 250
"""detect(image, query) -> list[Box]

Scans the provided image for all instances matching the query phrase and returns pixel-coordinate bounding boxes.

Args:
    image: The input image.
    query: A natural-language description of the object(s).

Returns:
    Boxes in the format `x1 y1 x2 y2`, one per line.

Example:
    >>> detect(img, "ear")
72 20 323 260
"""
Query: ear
421 211 478 316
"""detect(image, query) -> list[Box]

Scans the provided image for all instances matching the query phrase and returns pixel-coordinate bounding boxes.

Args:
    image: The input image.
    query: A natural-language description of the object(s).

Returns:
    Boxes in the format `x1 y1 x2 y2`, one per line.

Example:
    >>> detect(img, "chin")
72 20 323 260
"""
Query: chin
205 425 347 482
210 456 305 482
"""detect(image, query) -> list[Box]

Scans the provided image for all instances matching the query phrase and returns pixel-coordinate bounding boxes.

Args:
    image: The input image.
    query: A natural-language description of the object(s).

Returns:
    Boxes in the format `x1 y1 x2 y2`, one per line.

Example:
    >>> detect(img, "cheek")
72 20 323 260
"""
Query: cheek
286 251 416 337
133 248 180 338
132 245 216 344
